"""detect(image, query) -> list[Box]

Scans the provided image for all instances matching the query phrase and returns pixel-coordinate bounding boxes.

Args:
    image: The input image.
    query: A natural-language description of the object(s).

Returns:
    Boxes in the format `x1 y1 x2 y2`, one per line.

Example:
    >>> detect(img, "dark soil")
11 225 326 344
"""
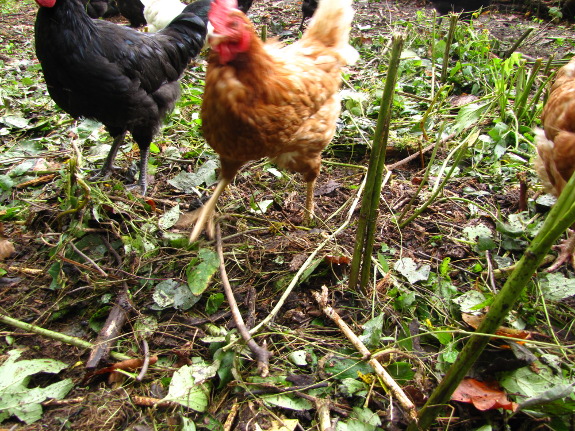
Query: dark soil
0 0 574 430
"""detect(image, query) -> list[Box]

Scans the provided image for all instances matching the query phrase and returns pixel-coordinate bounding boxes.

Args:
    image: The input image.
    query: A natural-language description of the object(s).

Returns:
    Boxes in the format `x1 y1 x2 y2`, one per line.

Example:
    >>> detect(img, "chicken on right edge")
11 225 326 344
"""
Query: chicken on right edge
187 0 359 242
534 57 575 271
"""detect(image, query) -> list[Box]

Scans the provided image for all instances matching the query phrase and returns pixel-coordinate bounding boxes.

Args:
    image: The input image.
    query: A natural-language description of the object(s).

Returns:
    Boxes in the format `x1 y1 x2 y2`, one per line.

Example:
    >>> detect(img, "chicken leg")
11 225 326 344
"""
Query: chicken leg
546 229 575 272
91 132 150 195
188 178 232 242
304 179 316 225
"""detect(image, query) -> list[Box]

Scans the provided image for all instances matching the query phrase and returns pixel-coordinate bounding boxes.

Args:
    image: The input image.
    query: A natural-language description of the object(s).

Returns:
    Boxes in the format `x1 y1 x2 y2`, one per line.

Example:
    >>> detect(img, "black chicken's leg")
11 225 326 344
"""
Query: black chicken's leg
136 144 150 195
94 131 127 179
90 131 149 195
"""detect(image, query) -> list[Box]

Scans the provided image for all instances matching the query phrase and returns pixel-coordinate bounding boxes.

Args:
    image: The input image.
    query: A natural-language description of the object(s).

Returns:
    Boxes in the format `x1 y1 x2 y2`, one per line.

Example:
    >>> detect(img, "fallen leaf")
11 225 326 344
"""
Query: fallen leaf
0 238 15 260
314 180 341 196
462 313 532 342
289 254 308 271
324 255 351 265
452 378 518 412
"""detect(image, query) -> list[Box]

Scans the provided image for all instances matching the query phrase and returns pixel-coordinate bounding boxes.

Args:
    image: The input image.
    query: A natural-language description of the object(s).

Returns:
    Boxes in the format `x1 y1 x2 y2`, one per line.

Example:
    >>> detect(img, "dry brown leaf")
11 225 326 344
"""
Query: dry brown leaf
452 378 518 412
462 313 531 342
0 238 15 260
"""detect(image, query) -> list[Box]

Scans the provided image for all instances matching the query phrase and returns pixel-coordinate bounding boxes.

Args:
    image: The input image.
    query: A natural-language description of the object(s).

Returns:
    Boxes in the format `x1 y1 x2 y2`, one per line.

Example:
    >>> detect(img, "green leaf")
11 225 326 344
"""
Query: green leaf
322 356 373 380
336 407 382 431
0 115 30 129
539 273 575 302
153 279 200 310
249 198 274 214
288 350 308 367
134 315 159 338
452 290 487 313
181 417 197 431
262 394 313 411
214 349 238 388
168 159 219 193
158 203 181 230
0 350 73 424
47 262 63 290
187 248 220 295
387 361 415 383
338 378 369 397
500 364 573 399
0 175 14 191
439 257 451 277
453 102 489 134
359 313 384 349
205 292 225 314
162 362 214 412
299 257 323 283
394 258 430 284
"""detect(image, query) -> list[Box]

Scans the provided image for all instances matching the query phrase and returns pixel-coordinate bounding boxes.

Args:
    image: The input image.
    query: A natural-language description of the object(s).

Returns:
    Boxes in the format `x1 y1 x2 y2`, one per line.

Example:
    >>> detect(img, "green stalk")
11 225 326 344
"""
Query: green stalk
516 58 542 121
524 67 555 125
0 313 132 362
399 129 478 228
440 14 458 84
503 27 534 59
408 166 575 430
397 128 443 222
348 33 404 292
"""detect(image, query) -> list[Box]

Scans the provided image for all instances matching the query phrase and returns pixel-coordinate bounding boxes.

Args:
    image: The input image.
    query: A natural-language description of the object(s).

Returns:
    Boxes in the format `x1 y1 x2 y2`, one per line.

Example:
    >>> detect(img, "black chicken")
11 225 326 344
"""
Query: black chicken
429 0 491 16
81 0 118 18
299 0 318 31
34 0 210 194
116 0 146 27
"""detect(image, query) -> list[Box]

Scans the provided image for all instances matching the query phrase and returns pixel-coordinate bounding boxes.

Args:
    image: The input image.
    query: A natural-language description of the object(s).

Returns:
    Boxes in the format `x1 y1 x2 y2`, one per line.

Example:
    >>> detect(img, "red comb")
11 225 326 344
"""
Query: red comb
209 0 240 30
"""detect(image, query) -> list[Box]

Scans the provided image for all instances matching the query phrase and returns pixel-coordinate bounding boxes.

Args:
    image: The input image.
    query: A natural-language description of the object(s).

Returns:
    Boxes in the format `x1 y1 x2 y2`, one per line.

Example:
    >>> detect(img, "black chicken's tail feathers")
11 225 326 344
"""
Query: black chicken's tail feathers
181 0 213 25
159 1 212 64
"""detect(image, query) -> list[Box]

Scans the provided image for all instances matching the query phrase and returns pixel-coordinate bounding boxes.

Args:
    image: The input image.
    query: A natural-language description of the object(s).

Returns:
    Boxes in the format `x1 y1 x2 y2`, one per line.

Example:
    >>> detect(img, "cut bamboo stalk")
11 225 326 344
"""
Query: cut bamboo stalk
349 32 404 292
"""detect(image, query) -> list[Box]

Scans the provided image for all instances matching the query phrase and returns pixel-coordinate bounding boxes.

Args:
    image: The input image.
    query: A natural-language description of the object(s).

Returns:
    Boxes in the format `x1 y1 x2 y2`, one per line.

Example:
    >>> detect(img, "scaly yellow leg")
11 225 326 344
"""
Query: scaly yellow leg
189 178 231 242
304 179 316 225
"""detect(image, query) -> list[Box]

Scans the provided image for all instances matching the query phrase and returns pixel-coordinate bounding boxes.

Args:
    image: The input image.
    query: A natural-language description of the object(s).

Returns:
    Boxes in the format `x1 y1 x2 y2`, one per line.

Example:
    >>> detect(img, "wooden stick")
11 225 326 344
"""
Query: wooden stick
223 403 240 431
215 224 271 376
316 398 334 431
313 286 417 421
136 339 151 382
70 242 108 277
86 286 131 369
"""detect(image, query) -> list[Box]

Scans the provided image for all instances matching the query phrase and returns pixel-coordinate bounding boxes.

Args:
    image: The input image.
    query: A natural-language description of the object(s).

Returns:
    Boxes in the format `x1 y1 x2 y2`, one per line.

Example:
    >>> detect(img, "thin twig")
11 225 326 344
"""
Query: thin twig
70 242 108 277
0 314 131 361
216 224 271 376
484 250 498 294
386 131 456 170
313 286 418 421
136 339 151 382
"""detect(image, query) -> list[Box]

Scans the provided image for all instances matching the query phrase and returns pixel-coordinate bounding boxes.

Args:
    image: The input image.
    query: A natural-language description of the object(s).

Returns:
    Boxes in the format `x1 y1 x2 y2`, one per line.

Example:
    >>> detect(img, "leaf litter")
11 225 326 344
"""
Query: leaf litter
0 0 575 429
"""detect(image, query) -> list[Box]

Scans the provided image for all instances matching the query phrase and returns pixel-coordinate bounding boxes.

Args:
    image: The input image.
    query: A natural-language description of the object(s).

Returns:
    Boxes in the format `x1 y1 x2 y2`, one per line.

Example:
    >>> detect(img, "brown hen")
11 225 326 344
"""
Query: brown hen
535 57 575 271
188 0 358 241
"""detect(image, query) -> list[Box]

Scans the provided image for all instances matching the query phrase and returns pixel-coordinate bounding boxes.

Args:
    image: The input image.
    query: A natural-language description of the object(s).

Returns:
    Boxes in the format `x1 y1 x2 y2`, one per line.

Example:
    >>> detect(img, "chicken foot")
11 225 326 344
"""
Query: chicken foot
547 228 575 272
90 132 150 195
304 178 316 225
93 132 126 180
188 178 232 242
